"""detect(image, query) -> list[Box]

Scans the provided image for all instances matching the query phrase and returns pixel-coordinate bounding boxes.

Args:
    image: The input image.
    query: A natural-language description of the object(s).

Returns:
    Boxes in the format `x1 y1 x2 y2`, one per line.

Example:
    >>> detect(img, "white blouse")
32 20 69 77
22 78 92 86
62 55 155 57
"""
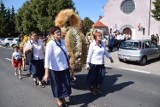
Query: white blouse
24 39 45 60
87 41 111 65
44 39 69 71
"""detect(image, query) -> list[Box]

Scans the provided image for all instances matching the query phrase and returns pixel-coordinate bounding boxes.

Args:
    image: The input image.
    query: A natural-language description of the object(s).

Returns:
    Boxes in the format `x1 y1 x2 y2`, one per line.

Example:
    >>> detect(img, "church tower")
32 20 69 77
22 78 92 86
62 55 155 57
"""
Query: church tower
101 0 160 40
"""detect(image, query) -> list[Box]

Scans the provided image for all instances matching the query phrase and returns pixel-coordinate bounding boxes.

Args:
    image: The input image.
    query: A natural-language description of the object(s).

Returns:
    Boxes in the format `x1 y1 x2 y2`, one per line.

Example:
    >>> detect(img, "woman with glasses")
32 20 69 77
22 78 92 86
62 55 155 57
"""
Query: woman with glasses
43 26 71 107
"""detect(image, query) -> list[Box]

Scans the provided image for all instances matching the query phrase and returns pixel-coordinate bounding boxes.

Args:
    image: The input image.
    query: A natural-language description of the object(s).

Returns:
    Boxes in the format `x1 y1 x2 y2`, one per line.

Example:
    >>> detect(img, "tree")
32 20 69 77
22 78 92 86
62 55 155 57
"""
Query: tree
152 0 160 21
83 17 94 35
0 1 16 37
0 2 7 36
15 0 75 35
9 6 16 35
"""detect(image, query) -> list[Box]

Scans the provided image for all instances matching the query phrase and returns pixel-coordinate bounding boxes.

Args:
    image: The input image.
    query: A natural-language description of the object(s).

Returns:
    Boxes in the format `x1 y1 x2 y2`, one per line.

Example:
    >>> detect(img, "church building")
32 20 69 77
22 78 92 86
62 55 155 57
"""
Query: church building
100 0 160 40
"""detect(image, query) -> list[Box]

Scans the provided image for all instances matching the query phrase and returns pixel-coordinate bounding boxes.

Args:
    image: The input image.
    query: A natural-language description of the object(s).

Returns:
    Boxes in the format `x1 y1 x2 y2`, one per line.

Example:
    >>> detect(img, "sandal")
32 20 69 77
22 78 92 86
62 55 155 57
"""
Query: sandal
62 99 68 106
96 86 102 95
39 84 45 88
57 103 67 107
34 80 38 86
15 72 18 76
19 76 22 79
90 86 97 95
70 76 76 81
39 81 45 88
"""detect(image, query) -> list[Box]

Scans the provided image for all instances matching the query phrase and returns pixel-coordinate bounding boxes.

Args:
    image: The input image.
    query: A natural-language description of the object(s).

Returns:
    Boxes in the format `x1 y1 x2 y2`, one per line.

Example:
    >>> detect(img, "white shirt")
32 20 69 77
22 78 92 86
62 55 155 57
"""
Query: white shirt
116 35 121 40
45 39 69 71
12 51 22 60
87 41 111 65
24 39 45 60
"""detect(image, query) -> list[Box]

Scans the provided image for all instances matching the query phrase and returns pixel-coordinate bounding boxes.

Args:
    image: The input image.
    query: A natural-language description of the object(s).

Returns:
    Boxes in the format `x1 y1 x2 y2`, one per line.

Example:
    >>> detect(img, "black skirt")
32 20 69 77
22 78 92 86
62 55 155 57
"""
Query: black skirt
86 63 106 86
49 68 71 98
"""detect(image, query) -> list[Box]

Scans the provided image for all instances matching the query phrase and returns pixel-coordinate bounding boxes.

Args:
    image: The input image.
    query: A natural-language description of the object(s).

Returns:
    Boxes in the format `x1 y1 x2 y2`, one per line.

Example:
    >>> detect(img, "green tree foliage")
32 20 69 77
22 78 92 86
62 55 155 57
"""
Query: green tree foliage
0 2 15 37
83 17 94 35
6 6 16 36
152 0 160 21
0 2 7 36
15 0 75 34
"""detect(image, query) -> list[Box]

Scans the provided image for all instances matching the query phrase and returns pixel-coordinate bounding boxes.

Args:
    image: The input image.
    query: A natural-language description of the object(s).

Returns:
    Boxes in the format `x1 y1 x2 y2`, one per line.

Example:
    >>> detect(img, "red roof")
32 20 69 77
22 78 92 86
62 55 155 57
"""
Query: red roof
93 20 107 27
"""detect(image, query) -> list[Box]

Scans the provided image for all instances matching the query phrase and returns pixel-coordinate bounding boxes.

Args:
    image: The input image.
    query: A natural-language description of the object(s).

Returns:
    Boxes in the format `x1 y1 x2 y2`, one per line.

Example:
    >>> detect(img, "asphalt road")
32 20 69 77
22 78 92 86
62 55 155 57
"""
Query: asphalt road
0 46 160 107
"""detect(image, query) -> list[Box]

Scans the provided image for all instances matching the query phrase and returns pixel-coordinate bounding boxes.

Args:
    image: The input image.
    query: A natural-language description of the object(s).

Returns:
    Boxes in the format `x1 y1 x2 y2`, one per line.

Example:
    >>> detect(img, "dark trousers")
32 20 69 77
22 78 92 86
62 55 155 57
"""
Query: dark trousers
86 64 106 87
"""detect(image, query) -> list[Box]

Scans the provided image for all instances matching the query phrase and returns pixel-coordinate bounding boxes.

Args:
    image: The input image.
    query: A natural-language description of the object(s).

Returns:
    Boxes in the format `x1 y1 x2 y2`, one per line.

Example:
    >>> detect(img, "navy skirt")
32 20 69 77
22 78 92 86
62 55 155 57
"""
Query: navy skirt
31 59 45 81
86 63 106 86
49 68 71 98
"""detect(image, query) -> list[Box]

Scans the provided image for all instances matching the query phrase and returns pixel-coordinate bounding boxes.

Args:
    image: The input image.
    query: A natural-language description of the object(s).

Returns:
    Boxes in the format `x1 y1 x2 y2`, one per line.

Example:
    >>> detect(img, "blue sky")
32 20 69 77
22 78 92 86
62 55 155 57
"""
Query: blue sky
2 0 107 22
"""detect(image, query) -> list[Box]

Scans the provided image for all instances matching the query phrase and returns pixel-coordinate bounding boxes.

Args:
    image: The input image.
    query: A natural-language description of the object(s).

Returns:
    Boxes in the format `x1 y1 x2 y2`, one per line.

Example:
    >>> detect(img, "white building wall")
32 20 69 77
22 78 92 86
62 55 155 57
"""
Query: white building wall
101 0 160 42
150 1 160 37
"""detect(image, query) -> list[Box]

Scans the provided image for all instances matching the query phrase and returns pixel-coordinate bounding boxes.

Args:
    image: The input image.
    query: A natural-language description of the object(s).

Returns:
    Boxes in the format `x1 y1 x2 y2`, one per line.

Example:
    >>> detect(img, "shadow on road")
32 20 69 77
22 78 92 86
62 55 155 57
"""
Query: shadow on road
70 72 134 107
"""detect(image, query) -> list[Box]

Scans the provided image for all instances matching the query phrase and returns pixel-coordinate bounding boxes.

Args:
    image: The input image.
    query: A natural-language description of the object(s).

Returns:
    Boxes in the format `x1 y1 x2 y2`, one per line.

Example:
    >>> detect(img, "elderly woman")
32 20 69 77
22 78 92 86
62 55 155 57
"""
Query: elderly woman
43 26 71 107
86 30 114 95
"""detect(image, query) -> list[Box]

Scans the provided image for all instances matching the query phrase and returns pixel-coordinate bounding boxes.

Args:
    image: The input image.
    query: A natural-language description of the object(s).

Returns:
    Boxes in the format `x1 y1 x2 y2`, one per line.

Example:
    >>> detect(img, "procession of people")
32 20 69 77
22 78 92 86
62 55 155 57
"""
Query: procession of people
10 9 115 107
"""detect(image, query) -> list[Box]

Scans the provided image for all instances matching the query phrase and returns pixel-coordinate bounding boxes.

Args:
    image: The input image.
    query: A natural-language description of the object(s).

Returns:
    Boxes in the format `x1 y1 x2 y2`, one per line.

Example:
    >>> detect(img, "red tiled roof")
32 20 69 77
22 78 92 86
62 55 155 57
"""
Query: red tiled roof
93 20 107 27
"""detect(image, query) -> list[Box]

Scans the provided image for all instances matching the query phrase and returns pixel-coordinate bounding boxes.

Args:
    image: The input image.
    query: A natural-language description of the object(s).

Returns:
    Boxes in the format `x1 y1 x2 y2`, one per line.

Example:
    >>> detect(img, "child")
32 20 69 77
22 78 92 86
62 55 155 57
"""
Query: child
12 45 22 79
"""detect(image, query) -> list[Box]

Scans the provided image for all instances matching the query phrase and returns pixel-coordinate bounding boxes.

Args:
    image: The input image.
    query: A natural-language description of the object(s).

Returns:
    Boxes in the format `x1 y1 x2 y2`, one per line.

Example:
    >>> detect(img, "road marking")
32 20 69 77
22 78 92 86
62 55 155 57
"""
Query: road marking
105 65 151 74
5 58 12 62
151 91 160 96
5 57 151 74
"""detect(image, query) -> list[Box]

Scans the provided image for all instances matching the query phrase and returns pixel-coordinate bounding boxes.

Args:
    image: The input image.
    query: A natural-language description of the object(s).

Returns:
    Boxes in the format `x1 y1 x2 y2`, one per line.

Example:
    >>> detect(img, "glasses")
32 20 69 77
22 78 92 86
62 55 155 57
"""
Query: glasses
55 30 61 34
32 34 38 36
98 35 102 38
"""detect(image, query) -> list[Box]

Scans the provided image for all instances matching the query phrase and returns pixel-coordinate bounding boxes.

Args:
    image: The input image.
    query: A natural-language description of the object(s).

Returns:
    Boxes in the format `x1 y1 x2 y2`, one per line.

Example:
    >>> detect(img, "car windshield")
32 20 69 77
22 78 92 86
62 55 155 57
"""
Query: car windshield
120 41 141 50
8 38 13 41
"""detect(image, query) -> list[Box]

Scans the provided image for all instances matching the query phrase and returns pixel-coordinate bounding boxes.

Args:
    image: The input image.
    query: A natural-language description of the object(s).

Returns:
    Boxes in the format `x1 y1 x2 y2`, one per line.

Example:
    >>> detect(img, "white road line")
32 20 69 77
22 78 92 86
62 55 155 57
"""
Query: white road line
5 58 12 62
105 65 151 74
117 67 151 74
5 57 151 74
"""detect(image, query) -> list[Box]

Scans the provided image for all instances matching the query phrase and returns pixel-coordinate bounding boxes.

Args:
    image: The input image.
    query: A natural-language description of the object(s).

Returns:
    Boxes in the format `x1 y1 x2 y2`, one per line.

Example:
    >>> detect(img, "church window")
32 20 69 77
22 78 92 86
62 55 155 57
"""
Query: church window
121 0 135 14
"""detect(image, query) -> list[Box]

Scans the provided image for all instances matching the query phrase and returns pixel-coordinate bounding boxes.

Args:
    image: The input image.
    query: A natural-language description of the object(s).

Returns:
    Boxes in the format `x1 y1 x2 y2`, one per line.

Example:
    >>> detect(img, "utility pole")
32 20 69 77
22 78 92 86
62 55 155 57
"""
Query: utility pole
148 0 151 37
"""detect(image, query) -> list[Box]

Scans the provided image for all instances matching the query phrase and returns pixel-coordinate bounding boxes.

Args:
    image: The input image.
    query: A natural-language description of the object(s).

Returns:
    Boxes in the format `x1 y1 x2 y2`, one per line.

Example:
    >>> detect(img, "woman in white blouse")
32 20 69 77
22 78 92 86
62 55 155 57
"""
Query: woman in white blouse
86 30 114 95
43 26 71 107
24 31 45 88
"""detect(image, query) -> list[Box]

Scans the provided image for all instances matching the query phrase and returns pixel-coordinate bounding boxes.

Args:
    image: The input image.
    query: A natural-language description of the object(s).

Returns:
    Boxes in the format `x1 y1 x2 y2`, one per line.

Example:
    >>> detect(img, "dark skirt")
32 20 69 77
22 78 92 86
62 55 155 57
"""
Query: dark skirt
49 68 71 98
31 59 45 81
86 63 106 86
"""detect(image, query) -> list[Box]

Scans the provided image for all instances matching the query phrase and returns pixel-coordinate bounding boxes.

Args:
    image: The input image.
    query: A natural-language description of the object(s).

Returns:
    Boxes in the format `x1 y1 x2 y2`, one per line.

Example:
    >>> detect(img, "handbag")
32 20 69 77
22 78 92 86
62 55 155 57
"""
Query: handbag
26 41 33 61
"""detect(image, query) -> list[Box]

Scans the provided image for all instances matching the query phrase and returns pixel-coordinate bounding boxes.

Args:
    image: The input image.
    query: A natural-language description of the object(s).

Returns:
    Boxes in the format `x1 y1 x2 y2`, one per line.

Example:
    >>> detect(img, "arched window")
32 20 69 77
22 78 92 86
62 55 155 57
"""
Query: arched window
121 0 135 14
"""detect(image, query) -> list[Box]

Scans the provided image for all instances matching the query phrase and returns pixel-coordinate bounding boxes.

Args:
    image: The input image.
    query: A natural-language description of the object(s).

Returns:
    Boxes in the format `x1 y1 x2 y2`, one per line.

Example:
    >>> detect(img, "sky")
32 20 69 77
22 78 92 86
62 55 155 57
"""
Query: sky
2 0 107 22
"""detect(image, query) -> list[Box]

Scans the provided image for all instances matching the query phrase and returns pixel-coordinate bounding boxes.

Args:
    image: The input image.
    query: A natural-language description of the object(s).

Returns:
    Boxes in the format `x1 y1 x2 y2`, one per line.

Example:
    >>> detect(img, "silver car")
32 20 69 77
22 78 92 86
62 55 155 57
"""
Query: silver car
10 37 19 47
118 39 160 65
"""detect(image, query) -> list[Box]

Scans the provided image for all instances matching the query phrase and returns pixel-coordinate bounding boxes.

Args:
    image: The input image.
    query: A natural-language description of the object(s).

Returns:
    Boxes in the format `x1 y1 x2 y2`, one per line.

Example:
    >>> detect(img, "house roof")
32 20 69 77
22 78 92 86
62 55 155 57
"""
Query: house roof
92 20 107 27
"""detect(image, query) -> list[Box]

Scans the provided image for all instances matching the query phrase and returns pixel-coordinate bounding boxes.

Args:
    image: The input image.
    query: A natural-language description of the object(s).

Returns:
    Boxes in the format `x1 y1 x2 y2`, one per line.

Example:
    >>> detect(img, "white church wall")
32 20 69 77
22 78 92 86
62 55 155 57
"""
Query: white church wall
101 0 159 41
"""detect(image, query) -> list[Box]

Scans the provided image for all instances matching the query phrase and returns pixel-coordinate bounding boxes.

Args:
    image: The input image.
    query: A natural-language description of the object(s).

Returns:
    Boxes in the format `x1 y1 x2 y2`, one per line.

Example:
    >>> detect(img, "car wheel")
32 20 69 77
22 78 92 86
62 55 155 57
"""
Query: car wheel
11 44 15 47
140 56 147 66
119 58 123 62
5 43 9 47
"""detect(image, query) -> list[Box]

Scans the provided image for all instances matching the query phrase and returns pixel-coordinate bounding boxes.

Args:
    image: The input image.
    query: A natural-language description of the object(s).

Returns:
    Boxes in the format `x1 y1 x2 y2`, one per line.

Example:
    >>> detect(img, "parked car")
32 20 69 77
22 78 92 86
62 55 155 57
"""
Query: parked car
10 37 19 47
118 39 160 65
2 38 13 47
0 38 4 45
